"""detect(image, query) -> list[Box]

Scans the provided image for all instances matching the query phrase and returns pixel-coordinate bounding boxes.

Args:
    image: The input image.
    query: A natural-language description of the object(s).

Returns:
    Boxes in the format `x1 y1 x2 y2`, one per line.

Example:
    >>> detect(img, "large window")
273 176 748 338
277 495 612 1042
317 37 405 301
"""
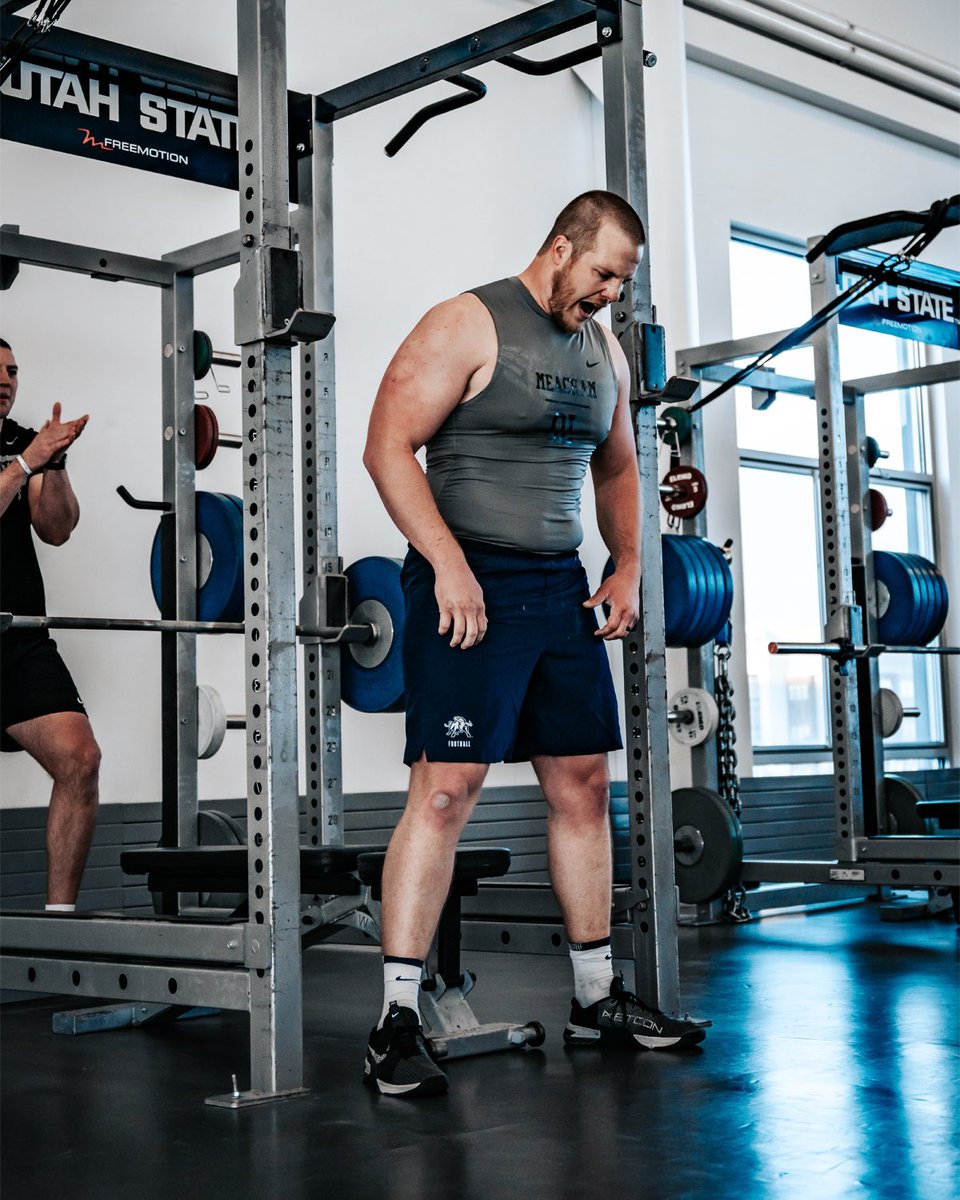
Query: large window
729 234 946 768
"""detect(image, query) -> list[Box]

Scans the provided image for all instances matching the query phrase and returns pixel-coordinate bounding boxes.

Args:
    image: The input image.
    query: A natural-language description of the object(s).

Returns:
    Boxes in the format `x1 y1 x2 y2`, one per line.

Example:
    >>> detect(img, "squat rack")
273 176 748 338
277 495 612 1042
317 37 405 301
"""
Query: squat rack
0 0 689 1103
676 210 960 899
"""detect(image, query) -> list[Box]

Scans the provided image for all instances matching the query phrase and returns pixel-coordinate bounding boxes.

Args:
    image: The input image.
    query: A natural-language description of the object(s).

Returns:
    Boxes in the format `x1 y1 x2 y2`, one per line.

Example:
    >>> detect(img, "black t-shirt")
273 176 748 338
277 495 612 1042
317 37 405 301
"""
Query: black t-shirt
0 417 47 622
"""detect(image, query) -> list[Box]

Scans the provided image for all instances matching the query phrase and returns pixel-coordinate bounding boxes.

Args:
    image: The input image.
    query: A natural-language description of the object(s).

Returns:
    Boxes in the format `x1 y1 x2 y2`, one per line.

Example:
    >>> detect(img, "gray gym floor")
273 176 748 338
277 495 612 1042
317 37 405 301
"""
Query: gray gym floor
1 901 957 1200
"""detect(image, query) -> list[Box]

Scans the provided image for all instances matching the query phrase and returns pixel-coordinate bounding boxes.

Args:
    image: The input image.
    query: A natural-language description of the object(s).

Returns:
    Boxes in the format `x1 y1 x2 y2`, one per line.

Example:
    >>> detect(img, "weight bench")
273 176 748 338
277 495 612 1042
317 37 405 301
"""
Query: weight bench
116 842 543 1060
357 847 545 1060
119 844 384 946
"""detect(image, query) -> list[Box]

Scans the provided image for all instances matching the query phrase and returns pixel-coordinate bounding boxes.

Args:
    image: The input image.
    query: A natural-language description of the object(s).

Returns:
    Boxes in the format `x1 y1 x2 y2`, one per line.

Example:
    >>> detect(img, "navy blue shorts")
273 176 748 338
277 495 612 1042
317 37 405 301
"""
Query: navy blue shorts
1 634 88 752
401 539 623 765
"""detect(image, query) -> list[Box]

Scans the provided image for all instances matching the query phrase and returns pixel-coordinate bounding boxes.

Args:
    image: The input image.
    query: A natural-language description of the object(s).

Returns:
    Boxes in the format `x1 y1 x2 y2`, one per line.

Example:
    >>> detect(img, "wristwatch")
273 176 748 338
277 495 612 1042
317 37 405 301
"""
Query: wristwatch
45 455 67 471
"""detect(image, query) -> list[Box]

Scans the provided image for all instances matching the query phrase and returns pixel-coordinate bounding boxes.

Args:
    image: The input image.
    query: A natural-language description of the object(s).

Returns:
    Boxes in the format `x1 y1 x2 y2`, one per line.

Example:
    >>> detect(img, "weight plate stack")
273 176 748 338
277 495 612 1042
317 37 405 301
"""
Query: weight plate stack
874 551 948 645
664 535 734 647
341 556 406 713
604 536 734 648
150 492 244 623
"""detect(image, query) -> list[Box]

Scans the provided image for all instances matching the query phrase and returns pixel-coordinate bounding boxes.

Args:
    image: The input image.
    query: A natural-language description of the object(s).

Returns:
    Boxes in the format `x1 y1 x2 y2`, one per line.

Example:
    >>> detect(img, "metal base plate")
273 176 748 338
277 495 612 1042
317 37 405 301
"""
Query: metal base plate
205 1086 310 1109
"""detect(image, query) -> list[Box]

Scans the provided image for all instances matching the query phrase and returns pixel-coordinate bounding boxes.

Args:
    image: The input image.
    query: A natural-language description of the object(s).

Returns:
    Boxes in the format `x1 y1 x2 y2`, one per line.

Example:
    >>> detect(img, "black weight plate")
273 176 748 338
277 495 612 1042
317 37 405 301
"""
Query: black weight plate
668 535 713 646
883 775 926 836
672 786 743 904
193 329 214 380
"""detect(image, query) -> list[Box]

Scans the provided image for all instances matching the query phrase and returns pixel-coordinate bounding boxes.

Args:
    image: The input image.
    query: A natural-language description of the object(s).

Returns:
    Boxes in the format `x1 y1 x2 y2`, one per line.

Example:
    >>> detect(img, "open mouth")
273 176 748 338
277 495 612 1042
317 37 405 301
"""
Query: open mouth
578 299 599 319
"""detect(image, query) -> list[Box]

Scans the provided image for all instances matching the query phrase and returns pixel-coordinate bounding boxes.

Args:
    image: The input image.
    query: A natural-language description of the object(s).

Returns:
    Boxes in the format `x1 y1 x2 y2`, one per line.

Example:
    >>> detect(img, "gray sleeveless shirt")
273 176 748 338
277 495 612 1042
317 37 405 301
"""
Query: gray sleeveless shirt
425 277 619 554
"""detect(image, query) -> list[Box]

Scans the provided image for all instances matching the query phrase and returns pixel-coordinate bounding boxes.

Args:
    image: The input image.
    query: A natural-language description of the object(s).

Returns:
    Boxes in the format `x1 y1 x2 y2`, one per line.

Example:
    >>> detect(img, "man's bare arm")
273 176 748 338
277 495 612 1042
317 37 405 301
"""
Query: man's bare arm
363 293 494 649
585 330 641 641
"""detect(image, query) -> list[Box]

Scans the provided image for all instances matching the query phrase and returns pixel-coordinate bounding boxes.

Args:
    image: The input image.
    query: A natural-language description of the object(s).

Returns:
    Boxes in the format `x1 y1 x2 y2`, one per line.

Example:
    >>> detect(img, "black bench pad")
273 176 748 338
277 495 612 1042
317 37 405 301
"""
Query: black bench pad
120 845 387 894
357 847 511 887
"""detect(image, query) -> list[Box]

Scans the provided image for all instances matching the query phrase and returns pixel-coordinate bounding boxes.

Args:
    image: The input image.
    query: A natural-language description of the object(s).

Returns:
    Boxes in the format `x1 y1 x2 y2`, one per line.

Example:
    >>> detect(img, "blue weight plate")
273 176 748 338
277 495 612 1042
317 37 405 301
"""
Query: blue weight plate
906 554 948 644
661 535 699 645
217 494 245 622
901 554 934 645
697 538 733 644
710 542 739 643
672 535 716 647
681 536 725 646
676 535 726 647
151 492 244 622
341 556 406 714
926 563 950 643
874 551 923 646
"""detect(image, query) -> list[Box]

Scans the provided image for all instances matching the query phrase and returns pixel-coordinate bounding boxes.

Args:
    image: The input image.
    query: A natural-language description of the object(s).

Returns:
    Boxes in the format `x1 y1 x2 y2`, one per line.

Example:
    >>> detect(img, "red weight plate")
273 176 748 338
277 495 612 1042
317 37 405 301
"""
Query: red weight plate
867 488 890 531
661 465 708 520
194 404 220 471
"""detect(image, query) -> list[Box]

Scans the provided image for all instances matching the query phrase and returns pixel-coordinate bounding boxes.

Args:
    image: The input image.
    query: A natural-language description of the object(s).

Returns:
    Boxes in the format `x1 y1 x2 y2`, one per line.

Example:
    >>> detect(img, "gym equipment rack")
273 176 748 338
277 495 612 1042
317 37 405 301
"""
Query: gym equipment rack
0 0 693 1104
675 210 959 899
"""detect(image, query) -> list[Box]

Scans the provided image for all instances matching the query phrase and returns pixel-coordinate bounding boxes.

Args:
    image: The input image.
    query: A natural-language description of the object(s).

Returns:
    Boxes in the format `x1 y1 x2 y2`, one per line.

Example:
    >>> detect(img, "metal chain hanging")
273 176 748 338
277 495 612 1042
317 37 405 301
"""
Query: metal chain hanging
715 633 750 922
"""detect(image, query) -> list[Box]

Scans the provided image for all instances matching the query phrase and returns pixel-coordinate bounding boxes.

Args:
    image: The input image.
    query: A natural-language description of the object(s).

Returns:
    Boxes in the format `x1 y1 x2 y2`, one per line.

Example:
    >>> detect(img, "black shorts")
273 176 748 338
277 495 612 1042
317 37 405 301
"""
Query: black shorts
0 634 88 752
401 539 623 765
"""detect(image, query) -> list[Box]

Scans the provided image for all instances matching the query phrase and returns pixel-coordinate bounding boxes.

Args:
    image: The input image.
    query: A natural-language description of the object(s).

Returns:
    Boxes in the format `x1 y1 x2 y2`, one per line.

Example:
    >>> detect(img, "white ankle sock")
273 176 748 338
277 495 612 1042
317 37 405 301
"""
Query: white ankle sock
569 938 614 1007
45 903 75 912
379 957 424 1026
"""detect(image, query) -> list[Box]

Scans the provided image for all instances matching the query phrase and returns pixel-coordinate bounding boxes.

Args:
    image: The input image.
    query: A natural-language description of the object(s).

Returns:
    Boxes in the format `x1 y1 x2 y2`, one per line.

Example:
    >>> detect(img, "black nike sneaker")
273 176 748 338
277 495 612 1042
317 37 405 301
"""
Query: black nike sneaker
563 975 708 1050
363 1003 449 1097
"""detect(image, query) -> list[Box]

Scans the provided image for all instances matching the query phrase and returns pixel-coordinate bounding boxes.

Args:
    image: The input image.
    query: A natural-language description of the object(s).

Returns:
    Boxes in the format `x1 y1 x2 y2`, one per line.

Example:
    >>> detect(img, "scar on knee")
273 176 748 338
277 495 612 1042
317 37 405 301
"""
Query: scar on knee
432 793 452 811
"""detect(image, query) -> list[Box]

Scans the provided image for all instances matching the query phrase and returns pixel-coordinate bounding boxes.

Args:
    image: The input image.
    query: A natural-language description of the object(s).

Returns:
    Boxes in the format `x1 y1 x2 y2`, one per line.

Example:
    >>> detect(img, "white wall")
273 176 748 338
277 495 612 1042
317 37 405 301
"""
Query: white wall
1 0 957 810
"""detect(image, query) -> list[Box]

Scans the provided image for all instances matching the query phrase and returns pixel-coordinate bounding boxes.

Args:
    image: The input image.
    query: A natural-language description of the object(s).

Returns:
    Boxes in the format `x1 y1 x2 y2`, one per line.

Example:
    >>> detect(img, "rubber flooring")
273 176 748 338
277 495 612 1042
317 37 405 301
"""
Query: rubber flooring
1 901 957 1200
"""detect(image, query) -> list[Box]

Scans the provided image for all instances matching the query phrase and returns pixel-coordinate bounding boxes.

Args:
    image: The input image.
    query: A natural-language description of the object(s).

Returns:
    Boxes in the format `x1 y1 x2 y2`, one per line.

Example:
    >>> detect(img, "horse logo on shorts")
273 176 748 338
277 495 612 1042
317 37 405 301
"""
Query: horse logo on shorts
444 715 473 748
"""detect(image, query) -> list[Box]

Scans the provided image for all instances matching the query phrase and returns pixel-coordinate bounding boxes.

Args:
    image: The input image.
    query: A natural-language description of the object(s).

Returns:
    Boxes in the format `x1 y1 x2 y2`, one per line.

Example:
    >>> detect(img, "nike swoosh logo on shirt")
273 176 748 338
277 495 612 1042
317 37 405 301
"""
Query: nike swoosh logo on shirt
586 360 600 368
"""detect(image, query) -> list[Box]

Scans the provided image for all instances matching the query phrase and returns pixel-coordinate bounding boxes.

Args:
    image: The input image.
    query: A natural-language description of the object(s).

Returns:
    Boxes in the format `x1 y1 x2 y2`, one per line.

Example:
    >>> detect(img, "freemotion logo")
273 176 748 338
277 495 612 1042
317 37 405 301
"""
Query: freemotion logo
78 127 189 165
79 128 112 151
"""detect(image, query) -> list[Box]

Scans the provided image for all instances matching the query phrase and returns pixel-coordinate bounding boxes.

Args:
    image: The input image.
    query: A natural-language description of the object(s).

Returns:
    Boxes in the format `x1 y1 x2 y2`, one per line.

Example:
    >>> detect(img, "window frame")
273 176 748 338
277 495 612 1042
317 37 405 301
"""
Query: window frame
729 230 949 768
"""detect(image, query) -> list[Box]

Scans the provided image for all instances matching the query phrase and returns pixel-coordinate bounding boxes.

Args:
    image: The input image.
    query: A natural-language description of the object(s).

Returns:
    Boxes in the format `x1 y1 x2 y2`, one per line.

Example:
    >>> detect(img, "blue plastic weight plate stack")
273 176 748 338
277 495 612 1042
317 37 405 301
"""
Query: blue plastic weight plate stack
150 492 245 623
603 535 734 648
874 551 949 645
341 556 406 713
